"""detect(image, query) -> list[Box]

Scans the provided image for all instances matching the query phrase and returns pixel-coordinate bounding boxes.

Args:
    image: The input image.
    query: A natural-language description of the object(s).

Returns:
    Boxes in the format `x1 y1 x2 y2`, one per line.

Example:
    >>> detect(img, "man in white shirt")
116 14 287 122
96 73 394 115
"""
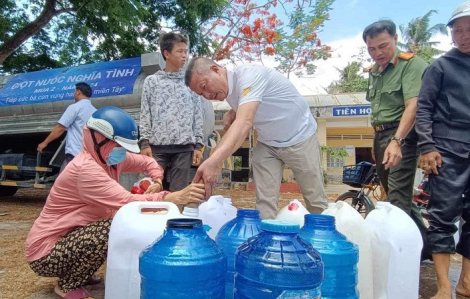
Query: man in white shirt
185 57 328 219
38 82 96 170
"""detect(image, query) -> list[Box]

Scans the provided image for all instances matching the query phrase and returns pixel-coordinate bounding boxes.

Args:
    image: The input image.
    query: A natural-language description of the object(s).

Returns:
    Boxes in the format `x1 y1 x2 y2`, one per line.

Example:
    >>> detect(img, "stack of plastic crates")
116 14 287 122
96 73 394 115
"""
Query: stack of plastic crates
342 162 373 188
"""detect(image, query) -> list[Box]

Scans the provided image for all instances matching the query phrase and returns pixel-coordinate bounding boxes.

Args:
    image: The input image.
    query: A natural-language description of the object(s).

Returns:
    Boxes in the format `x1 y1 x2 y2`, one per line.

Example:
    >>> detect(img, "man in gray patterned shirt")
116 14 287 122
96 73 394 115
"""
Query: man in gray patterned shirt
139 32 204 191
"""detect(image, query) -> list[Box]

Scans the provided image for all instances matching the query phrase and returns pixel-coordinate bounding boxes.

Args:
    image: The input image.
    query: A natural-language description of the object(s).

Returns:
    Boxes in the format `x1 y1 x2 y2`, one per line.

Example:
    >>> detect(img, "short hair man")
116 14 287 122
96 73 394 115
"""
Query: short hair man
416 1 470 297
363 20 430 260
37 82 96 170
185 57 328 219
139 32 204 191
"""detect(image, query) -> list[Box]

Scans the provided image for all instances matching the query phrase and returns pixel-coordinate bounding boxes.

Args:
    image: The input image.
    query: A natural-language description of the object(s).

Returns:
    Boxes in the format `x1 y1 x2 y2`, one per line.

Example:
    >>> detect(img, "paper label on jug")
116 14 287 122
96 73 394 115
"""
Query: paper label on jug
276 289 320 299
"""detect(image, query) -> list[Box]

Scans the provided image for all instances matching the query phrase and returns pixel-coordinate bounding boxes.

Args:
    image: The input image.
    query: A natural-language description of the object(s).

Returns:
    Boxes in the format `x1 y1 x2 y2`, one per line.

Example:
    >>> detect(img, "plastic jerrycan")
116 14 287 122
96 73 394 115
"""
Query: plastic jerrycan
322 201 374 299
365 202 422 299
105 202 193 299
139 218 226 299
275 199 310 227
299 214 359 299
234 220 324 299
199 195 234 239
221 197 238 220
215 209 262 299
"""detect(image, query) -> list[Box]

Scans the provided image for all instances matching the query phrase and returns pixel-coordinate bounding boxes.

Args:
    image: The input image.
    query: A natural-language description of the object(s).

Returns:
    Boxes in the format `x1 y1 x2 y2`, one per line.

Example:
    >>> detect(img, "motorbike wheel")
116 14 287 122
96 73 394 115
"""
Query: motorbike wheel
336 191 374 218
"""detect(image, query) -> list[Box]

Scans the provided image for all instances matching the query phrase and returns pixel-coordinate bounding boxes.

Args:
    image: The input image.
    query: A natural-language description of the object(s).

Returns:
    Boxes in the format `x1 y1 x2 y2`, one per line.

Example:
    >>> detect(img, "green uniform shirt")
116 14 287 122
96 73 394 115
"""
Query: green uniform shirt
366 49 428 126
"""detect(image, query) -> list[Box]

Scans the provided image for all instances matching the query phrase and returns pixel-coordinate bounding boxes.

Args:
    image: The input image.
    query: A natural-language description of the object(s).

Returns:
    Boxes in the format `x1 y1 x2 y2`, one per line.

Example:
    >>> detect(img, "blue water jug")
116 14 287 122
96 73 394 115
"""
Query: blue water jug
234 219 324 299
299 214 359 299
139 218 226 299
215 209 262 299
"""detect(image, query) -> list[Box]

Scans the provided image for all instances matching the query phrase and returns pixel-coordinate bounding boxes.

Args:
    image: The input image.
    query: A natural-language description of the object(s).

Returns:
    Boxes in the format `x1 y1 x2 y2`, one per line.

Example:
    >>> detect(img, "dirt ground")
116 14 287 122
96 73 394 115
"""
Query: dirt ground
0 188 466 299
0 188 320 299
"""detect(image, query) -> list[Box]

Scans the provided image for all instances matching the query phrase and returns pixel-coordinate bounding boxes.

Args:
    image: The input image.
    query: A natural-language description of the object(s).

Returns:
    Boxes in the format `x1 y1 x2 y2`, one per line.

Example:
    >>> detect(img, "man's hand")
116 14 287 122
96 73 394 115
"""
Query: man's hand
419 151 442 175
37 142 48 153
382 141 402 170
140 147 152 157
192 150 203 166
223 110 236 131
193 158 222 199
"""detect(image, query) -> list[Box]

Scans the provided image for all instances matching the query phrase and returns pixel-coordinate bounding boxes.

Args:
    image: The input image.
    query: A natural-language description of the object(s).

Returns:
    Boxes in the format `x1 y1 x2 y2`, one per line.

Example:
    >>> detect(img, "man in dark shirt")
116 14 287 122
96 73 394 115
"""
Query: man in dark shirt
416 2 470 298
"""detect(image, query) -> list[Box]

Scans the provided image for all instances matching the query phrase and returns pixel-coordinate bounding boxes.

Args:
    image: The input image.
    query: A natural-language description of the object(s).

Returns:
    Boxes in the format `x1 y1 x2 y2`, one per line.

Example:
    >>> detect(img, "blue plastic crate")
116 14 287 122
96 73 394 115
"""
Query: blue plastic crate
342 162 373 188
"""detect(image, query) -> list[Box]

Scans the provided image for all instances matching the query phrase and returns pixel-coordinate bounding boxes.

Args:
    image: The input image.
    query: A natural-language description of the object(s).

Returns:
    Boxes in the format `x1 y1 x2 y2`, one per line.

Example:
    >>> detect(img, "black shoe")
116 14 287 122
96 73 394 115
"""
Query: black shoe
421 251 433 262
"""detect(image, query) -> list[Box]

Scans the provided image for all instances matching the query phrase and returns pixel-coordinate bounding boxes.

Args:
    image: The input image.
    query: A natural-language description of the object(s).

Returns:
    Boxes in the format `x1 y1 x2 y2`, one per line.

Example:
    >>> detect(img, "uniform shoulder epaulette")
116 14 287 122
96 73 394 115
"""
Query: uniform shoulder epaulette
398 52 415 60
363 65 374 72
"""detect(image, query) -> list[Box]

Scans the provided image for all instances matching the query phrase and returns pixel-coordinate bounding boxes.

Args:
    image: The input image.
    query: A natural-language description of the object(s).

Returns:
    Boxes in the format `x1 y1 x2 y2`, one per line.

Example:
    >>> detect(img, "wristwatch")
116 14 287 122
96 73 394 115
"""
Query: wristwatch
391 136 405 146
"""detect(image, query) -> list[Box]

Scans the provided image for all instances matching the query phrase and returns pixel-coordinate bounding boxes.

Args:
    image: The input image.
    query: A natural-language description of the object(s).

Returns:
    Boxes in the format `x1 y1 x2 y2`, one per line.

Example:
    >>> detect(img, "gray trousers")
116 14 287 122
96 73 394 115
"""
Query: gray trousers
252 133 328 219
152 151 193 192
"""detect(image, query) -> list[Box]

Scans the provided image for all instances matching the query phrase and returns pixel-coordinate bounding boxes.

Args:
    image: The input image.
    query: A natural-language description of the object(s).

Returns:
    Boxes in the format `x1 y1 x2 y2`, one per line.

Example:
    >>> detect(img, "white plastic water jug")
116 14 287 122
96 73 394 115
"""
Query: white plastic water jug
322 201 374 299
365 202 422 299
220 197 238 220
275 199 309 227
199 195 235 239
105 201 192 299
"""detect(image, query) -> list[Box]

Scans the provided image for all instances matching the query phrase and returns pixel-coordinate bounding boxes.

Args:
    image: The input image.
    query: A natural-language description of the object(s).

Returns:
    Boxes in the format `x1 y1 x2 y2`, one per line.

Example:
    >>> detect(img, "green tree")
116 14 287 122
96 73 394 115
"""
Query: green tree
199 0 335 78
0 0 226 73
399 10 448 63
273 0 335 78
327 61 368 94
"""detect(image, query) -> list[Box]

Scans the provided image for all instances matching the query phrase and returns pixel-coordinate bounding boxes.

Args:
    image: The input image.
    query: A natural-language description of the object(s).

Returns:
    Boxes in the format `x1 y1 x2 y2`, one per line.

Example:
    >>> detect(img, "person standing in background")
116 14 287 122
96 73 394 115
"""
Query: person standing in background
363 20 430 261
139 32 204 191
37 82 96 171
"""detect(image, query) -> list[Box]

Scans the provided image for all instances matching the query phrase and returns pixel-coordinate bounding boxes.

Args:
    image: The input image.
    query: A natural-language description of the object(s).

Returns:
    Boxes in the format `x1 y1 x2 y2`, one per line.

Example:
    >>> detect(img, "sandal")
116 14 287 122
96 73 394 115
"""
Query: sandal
63 287 93 299
84 275 102 286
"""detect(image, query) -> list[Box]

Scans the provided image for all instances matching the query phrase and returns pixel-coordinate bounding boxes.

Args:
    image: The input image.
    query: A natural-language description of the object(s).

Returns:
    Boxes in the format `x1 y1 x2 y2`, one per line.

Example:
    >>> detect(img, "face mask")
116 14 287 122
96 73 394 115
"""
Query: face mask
106 147 127 166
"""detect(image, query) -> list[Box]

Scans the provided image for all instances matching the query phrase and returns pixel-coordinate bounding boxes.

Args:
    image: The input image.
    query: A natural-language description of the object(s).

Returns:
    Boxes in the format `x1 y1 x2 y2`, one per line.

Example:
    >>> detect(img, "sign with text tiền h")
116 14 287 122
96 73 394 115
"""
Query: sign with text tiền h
333 105 371 117
0 57 141 107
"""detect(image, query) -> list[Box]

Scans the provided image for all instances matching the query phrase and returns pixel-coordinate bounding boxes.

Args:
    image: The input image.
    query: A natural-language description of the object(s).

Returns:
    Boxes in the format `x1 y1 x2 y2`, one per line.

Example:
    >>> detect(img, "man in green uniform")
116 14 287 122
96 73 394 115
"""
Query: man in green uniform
363 20 430 260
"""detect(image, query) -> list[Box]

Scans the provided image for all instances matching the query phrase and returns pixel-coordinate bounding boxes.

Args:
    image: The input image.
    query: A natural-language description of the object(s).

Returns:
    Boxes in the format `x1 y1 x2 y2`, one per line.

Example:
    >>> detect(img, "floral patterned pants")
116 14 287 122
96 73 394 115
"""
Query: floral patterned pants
29 219 112 292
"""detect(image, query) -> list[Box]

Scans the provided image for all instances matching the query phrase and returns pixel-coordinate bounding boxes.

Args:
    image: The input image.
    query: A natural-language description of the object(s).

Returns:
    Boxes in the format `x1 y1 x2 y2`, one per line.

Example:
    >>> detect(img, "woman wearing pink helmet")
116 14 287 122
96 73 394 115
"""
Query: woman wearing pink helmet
25 106 205 299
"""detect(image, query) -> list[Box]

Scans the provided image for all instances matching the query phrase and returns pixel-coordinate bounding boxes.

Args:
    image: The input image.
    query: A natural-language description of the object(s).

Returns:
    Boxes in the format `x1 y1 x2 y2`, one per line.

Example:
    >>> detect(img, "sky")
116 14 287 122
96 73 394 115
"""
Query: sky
239 0 463 95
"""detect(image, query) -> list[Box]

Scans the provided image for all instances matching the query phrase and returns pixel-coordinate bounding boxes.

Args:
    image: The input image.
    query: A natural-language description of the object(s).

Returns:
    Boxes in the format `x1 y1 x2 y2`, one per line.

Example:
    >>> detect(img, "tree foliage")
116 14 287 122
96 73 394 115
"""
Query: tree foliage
398 9 448 63
273 0 334 78
200 0 335 78
327 61 368 94
0 0 227 74
1 0 336 78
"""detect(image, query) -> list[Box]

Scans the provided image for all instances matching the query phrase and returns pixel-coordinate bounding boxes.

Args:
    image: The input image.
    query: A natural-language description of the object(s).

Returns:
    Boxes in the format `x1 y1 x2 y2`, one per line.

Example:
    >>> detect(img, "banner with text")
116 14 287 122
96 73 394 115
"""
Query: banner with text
333 105 371 117
0 57 141 107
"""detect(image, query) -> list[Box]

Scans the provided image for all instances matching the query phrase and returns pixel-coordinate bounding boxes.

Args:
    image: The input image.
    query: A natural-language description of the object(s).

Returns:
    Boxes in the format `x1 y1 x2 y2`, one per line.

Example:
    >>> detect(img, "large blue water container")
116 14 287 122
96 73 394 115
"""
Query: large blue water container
234 219 324 299
299 214 359 299
139 218 226 299
215 209 262 299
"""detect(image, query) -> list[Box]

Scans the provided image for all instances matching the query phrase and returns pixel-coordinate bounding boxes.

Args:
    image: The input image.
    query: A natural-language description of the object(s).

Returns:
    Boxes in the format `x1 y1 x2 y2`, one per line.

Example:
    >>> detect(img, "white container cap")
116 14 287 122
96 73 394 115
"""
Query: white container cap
182 207 199 217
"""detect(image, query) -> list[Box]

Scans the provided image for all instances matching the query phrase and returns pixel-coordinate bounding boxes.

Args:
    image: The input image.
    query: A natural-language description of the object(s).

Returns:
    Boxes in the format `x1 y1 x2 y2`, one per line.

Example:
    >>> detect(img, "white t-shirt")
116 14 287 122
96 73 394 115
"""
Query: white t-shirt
226 65 316 147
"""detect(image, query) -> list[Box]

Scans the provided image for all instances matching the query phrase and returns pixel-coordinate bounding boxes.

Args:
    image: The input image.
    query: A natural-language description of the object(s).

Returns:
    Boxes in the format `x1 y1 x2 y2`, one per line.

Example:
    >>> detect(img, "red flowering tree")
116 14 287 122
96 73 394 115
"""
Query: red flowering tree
273 0 335 78
201 0 335 77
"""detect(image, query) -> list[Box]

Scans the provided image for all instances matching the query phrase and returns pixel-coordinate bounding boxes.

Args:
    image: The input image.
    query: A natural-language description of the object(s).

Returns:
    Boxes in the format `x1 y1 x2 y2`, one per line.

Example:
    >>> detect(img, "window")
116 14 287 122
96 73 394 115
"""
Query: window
327 147 345 169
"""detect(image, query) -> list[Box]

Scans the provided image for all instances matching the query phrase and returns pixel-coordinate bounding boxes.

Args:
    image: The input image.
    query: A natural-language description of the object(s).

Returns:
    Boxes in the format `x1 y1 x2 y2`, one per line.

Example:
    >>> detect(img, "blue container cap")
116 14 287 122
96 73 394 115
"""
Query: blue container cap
166 218 202 229
261 219 300 233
